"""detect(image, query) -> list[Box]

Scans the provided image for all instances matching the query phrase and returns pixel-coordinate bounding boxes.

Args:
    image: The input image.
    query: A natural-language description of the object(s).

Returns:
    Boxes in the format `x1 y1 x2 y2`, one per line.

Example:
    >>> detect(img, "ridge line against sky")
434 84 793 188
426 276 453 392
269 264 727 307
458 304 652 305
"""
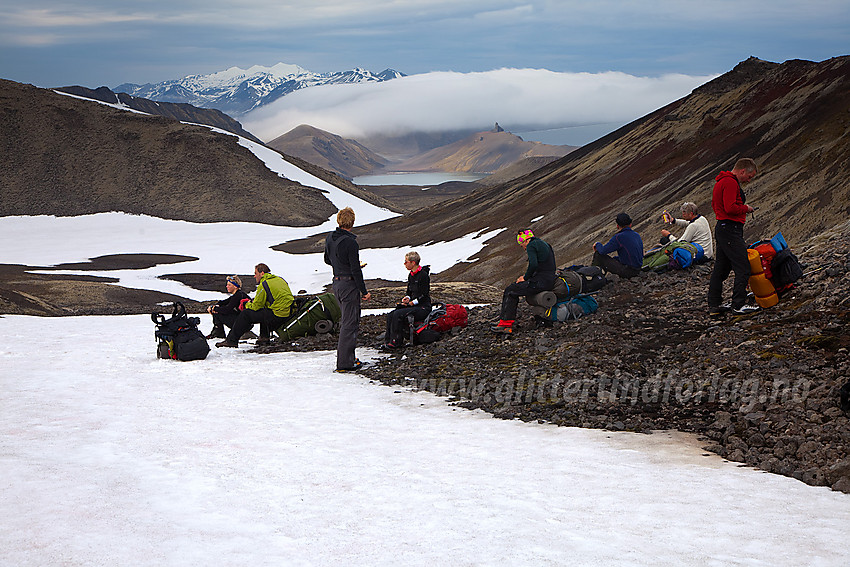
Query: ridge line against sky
1 1 848 88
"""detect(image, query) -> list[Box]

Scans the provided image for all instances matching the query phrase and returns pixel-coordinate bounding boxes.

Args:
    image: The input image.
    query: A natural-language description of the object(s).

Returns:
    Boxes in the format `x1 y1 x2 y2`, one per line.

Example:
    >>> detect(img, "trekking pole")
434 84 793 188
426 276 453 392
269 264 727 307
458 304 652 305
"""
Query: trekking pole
749 206 759 219
801 265 828 278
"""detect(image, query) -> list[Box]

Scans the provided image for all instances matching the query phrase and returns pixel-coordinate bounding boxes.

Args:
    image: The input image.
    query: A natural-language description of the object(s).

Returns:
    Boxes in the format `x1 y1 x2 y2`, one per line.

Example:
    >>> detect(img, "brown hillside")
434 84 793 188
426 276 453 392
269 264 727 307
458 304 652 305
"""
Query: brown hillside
55 85 263 143
268 124 388 179
393 127 574 173
0 79 340 226
330 56 850 285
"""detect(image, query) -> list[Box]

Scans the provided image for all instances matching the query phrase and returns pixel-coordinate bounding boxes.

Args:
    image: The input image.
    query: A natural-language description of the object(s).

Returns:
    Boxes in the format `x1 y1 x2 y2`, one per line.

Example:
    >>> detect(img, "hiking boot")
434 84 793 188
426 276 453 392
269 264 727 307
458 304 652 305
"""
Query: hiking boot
206 326 226 339
215 340 239 348
335 360 364 373
240 331 258 340
256 336 272 346
732 304 760 315
490 324 513 334
709 301 733 317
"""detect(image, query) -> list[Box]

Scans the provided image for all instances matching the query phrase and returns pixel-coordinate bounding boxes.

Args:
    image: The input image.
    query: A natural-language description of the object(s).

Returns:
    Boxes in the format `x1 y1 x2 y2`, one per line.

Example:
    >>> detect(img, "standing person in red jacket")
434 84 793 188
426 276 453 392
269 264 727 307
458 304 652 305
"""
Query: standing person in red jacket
708 158 760 316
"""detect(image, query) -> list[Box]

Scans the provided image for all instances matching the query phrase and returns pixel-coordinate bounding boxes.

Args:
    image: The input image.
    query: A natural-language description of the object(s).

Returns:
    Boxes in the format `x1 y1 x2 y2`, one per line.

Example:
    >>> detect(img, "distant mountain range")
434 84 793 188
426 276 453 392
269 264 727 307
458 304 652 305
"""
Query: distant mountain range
114 63 405 116
268 123 575 179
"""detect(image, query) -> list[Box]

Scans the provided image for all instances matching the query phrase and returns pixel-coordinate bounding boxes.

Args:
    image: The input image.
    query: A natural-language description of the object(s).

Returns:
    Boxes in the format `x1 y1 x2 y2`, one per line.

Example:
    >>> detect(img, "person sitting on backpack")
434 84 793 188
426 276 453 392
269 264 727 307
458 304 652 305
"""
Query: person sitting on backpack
591 212 644 278
660 201 714 260
216 263 294 348
205 275 250 339
492 229 556 334
383 251 431 349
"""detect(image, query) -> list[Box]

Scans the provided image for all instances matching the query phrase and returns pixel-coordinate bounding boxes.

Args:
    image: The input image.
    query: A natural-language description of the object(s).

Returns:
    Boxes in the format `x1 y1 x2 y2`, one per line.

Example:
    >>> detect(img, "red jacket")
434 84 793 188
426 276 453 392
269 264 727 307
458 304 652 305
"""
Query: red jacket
712 171 749 224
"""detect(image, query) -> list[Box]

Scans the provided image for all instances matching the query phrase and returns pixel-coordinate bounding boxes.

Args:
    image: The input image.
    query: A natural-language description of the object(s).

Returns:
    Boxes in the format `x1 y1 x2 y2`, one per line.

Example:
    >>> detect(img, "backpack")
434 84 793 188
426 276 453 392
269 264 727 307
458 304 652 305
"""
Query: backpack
410 303 468 344
276 292 341 340
532 294 599 322
771 248 804 288
551 270 582 300
561 265 608 293
152 302 210 361
667 242 704 269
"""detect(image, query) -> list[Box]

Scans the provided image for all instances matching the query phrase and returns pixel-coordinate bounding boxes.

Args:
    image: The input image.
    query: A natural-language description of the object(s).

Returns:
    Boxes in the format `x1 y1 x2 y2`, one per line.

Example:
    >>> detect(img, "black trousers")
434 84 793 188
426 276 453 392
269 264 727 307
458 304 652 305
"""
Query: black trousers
226 308 287 342
212 311 239 331
591 250 641 278
385 305 430 344
708 220 751 309
499 281 548 321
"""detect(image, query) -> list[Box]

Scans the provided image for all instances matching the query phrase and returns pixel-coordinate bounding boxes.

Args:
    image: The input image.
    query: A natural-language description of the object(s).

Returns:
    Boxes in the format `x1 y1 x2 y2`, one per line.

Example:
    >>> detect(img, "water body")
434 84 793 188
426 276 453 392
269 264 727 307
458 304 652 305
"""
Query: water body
353 171 487 186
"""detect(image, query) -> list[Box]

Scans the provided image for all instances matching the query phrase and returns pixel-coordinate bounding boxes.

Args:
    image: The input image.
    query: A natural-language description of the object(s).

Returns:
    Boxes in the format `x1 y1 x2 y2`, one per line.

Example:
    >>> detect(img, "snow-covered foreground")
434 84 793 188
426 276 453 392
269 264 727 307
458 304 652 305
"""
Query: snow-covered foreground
2 315 849 566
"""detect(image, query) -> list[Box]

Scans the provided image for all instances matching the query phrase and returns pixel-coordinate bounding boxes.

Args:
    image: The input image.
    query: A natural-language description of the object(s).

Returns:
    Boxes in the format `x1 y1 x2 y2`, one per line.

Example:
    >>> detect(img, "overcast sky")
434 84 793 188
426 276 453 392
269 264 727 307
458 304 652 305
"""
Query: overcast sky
2 0 847 88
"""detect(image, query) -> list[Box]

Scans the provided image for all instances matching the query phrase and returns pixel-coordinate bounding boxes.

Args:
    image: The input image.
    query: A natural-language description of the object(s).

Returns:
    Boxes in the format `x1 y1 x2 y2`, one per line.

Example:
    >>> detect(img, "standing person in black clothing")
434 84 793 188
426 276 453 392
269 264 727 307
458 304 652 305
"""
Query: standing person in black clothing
492 229 557 334
324 207 371 371
383 251 431 349
205 275 249 339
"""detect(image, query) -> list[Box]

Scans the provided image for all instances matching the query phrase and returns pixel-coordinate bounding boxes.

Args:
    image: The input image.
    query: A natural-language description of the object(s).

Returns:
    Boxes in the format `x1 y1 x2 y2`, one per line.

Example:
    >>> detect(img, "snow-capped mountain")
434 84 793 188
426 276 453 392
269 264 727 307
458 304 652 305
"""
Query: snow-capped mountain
114 63 405 116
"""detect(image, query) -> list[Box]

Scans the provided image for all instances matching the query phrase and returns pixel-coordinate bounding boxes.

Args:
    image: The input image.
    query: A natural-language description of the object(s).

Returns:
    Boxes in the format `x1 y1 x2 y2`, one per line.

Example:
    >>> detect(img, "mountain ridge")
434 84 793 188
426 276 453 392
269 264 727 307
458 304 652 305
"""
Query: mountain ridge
391 124 575 174
114 63 405 116
267 124 389 179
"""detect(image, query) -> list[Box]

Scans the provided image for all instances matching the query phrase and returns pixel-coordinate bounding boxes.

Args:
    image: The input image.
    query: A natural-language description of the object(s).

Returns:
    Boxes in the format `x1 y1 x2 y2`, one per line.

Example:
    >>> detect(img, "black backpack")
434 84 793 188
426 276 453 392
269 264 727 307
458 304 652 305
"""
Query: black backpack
771 248 804 287
152 302 210 361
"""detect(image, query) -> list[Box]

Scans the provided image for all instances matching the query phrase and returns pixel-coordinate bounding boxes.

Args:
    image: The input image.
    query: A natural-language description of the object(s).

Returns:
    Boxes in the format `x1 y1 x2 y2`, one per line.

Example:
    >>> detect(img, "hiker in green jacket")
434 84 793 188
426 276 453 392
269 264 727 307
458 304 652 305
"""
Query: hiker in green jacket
216 263 294 348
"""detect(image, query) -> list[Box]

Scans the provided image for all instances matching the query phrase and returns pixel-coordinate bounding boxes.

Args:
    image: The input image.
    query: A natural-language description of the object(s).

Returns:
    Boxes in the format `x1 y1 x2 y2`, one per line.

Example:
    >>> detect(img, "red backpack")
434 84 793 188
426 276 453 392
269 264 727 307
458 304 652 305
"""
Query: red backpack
431 303 468 332
412 303 468 344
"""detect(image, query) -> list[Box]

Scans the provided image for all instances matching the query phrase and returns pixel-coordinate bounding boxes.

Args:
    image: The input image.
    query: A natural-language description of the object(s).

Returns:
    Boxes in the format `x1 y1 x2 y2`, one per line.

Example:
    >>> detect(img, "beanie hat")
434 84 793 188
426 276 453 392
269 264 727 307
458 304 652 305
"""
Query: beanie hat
517 229 534 244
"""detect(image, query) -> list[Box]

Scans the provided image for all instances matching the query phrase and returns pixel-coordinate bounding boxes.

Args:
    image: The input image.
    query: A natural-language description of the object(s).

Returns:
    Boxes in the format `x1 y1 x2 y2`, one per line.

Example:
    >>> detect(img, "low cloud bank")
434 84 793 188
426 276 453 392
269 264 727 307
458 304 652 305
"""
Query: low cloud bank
242 68 716 142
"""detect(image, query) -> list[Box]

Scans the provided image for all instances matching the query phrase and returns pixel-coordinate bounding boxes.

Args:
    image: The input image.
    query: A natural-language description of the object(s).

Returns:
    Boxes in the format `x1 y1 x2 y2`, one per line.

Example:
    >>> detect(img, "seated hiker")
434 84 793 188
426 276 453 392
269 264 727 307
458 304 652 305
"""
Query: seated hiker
492 229 556 334
383 251 431 349
591 212 644 278
205 275 250 339
660 201 714 260
216 263 294 348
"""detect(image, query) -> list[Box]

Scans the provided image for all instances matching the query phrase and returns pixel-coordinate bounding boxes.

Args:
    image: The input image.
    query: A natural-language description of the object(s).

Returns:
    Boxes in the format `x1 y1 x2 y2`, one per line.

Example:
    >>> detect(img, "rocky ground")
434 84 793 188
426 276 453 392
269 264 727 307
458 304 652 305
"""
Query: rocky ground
259 220 850 493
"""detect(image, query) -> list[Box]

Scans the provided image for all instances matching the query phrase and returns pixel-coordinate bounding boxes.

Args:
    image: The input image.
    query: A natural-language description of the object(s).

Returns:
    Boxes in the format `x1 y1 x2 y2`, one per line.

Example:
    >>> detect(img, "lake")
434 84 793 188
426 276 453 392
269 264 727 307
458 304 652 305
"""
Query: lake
352 171 488 186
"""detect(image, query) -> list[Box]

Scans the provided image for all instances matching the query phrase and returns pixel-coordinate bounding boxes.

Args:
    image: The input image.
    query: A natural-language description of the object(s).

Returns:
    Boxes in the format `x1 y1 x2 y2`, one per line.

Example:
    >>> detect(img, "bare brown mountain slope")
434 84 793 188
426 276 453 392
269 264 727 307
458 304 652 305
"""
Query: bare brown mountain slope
393 126 574 173
0 79 394 225
267 124 388 179
55 85 263 143
298 56 849 285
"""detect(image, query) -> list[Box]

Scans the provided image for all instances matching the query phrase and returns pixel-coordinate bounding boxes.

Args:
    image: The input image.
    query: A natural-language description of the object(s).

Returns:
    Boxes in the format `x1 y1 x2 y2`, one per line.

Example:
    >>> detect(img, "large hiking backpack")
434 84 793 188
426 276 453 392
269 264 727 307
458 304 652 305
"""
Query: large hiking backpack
560 265 608 293
277 292 341 340
551 270 582 300
749 232 803 291
642 241 702 271
410 303 468 344
532 294 599 322
152 302 210 361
